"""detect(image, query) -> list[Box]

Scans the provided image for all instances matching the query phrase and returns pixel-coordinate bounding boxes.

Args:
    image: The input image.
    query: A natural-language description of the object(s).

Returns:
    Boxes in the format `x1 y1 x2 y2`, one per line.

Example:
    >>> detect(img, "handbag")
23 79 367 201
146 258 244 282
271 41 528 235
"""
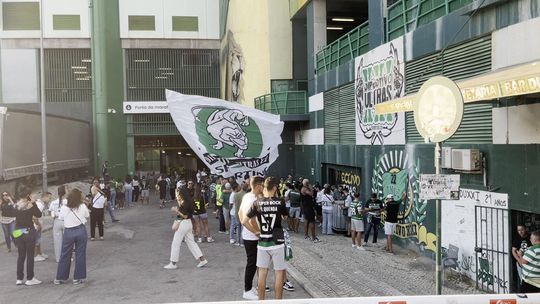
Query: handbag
12 228 29 239
172 219 181 231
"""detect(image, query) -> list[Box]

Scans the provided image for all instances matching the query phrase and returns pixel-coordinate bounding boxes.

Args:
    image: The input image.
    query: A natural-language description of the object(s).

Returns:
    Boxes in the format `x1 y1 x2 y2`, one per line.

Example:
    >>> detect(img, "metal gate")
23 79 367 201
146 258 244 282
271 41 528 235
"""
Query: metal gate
475 205 510 293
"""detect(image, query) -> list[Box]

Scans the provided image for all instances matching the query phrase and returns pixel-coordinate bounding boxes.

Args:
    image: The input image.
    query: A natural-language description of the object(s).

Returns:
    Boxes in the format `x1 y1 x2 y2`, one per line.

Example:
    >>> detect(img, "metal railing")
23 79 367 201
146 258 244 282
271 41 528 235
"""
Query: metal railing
387 0 474 41
314 0 474 74
254 91 307 115
315 21 369 74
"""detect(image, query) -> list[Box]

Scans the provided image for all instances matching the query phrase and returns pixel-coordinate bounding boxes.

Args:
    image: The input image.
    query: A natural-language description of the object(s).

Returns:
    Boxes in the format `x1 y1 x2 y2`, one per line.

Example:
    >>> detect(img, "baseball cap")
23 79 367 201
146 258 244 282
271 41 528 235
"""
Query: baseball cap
386 194 394 199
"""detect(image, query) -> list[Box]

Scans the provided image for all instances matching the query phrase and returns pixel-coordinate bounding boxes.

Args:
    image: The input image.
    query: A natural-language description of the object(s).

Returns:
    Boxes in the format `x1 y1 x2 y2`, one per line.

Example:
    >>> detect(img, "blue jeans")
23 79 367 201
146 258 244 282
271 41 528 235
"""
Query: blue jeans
1 221 15 250
109 190 116 209
230 214 243 244
56 225 87 281
106 203 117 221
364 217 381 243
125 187 133 207
322 209 334 234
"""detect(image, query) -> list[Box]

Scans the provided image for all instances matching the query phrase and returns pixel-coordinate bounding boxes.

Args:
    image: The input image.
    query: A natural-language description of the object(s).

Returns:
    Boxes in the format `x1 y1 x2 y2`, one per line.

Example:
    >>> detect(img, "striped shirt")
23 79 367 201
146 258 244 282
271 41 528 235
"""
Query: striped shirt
523 244 540 278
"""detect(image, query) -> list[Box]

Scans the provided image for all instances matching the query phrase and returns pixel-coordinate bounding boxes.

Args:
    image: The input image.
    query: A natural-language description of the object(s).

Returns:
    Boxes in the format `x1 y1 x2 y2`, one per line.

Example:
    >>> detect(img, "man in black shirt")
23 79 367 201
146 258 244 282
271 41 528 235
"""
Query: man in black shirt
243 177 288 300
512 224 532 290
384 194 400 254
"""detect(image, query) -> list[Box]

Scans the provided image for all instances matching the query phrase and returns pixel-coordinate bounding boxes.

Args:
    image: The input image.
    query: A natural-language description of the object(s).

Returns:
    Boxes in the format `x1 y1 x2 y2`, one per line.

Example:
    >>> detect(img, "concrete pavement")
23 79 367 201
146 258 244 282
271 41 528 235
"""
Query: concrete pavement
0 187 309 303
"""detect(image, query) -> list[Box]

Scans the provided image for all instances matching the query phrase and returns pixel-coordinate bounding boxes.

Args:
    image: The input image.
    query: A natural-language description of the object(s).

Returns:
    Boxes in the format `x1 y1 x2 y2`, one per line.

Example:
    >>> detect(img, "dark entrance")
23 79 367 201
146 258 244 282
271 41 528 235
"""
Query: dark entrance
134 136 205 180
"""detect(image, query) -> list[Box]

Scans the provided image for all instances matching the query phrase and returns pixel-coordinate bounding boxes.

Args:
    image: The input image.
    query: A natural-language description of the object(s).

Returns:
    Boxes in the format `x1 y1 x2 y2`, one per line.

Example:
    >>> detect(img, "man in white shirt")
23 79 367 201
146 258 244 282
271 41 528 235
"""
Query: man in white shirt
238 176 265 300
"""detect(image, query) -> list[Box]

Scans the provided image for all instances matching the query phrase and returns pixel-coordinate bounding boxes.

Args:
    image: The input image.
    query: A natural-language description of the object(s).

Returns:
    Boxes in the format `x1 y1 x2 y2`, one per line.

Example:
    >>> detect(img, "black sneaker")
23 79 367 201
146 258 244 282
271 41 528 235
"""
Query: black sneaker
283 280 295 291
312 237 321 243
265 286 271 292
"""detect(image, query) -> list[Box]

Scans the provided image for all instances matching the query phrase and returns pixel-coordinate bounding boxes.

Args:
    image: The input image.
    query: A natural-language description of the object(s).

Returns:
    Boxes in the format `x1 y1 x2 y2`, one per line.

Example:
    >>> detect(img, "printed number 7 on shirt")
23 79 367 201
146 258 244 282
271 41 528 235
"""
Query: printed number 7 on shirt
260 214 277 233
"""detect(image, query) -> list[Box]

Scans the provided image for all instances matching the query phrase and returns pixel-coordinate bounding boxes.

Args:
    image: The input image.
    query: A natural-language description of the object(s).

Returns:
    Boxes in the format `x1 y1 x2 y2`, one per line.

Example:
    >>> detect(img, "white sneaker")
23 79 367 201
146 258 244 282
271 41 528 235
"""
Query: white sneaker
197 259 208 268
197 238 202 243
230 239 236 244
163 262 177 270
16 280 23 286
357 246 366 251
242 289 259 300
206 237 215 243
34 255 46 262
351 244 357 249
25 278 42 286
40 254 48 259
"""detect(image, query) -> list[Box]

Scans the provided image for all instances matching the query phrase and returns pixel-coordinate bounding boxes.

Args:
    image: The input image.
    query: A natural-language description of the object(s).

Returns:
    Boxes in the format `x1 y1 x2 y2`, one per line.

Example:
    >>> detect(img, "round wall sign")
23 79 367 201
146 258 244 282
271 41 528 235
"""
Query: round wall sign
413 76 464 143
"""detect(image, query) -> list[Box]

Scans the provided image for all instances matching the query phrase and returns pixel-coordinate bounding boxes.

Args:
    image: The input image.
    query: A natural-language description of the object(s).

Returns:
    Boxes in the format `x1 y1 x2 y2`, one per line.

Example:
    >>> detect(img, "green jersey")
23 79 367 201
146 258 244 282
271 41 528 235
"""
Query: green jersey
350 199 363 221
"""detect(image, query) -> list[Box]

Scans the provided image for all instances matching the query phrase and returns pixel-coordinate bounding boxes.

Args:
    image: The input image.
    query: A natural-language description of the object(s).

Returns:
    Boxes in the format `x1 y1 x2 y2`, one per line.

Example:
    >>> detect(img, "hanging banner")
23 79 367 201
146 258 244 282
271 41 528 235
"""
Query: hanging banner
355 37 406 145
166 90 284 182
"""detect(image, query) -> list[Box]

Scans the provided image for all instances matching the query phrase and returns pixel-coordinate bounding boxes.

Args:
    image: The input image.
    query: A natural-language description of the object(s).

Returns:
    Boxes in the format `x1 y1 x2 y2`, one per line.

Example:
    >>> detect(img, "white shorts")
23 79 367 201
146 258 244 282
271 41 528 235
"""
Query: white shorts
351 219 364 232
384 222 397 236
257 246 287 270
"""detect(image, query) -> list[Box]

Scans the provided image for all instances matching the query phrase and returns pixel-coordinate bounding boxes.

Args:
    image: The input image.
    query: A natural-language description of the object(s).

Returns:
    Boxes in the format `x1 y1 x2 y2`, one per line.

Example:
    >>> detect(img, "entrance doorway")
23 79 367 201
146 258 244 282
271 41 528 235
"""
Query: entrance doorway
134 136 205 180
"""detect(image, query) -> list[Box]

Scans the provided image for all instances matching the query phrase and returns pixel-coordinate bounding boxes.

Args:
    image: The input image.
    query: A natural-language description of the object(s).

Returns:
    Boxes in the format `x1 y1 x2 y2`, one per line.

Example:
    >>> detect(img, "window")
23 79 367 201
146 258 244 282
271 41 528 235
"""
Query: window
2 2 40 30
53 15 81 30
172 16 199 32
128 15 155 31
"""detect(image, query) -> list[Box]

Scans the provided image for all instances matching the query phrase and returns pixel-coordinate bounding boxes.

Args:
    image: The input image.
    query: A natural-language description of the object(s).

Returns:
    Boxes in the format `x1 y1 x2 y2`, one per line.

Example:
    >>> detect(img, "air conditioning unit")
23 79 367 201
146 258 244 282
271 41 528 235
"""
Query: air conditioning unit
441 147 452 169
452 149 481 171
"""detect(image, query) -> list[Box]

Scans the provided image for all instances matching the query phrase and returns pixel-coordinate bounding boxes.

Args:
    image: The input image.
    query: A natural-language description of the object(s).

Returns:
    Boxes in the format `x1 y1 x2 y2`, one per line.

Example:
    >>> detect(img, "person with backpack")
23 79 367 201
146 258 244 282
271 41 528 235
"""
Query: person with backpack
287 183 302 233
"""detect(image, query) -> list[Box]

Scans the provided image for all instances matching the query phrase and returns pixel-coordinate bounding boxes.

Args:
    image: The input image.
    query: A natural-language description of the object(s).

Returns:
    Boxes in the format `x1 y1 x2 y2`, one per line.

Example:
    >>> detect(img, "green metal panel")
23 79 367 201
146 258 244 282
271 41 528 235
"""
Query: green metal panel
324 82 355 144
125 49 220 101
387 0 474 41
128 15 155 31
172 16 199 32
405 37 492 143
2 2 40 30
315 21 369 74
219 0 229 38
126 114 179 136
338 83 355 144
45 49 92 102
254 91 307 115
324 87 340 144
53 15 81 30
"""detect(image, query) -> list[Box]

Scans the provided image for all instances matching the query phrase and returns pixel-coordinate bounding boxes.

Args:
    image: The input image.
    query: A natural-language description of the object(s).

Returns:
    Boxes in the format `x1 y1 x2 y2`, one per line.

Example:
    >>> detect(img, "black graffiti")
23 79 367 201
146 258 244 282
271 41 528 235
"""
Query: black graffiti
459 254 474 274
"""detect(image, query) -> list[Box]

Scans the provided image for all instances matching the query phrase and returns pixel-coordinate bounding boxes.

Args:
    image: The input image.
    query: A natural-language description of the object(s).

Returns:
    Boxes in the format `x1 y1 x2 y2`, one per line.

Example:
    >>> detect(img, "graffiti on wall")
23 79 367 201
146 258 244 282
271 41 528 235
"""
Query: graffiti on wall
372 150 437 252
224 31 244 102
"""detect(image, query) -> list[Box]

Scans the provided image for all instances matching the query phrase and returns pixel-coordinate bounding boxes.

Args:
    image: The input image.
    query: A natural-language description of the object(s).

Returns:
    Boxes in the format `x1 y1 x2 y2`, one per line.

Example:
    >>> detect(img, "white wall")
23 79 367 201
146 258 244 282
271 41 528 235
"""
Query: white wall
0 0 90 39
119 0 219 39
1 49 39 103
492 16 540 70
295 128 324 145
493 103 540 144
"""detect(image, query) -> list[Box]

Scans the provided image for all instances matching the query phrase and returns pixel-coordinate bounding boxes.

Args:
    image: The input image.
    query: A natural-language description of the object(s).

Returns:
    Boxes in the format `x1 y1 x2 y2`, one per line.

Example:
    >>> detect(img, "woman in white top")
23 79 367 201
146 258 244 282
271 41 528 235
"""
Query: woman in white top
54 188 90 285
48 185 67 262
318 184 335 235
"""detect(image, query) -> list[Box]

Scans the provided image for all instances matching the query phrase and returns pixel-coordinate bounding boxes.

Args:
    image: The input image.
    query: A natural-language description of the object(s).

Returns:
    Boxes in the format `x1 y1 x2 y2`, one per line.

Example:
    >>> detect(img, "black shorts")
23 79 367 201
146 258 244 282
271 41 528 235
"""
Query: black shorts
303 208 316 223
159 191 167 200
314 204 322 216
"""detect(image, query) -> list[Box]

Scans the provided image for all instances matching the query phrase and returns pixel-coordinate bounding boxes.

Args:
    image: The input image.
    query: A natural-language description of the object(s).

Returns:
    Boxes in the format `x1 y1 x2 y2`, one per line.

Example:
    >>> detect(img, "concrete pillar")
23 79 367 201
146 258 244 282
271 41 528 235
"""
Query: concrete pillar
368 0 386 48
307 0 326 95
91 0 127 178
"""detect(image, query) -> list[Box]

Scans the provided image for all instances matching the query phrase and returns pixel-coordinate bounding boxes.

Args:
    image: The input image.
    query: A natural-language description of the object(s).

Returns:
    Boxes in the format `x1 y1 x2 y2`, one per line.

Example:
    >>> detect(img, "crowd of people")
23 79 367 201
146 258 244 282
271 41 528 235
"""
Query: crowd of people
0 167 405 300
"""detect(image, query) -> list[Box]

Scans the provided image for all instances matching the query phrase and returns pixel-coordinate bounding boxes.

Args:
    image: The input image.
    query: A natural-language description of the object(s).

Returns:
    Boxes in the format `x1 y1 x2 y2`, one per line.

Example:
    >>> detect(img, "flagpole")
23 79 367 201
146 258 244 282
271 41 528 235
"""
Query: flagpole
39 0 48 194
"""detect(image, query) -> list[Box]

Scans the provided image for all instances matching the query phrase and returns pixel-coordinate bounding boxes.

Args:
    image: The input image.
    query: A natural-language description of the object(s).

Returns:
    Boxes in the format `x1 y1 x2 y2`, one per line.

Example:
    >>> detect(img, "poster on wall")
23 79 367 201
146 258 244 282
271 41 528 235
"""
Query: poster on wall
166 90 284 182
355 37 406 145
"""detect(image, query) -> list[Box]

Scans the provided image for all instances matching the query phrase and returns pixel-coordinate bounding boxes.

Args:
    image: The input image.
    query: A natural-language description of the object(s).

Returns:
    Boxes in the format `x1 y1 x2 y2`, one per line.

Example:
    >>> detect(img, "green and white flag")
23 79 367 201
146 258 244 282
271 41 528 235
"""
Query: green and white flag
166 90 284 182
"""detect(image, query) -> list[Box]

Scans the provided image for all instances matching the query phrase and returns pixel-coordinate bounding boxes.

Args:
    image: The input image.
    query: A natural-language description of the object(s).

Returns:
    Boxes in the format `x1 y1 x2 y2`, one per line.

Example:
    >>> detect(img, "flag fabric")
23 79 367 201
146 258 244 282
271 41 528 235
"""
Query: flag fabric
166 90 284 182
